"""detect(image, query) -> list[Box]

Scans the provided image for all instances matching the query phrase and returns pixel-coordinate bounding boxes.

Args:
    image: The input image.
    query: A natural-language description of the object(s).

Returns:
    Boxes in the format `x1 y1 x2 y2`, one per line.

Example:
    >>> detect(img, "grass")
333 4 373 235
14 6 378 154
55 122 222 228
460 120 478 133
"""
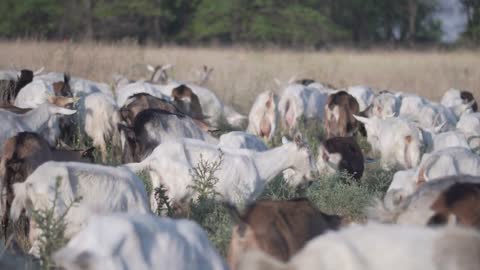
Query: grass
3 40 466 262
0 41 479 114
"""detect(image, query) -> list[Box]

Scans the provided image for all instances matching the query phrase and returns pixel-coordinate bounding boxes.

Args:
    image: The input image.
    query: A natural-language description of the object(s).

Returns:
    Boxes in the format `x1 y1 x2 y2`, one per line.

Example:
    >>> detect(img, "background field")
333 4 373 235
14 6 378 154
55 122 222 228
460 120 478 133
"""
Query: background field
0 40 479 113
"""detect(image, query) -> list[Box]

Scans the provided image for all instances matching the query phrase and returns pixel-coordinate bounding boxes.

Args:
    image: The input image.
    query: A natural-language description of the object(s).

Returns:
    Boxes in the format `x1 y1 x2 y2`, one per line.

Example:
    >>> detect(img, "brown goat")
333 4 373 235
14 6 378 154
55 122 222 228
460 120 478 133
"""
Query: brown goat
428 182 480 229
324 91 360 138
171 84 205 121
119 92 209 131
119 93 179 126
226 198 342 270
0 132 94 239
318 136 365 180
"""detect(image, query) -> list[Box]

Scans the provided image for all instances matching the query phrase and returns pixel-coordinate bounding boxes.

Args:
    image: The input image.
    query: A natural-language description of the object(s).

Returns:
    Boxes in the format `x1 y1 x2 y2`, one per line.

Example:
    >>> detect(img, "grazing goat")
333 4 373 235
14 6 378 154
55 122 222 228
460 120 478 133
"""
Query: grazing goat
118 109 217 163
226 198 342 270
238 223 480 270
218 131 268 151
354 115 422 170
10 161 150 256
278 84 328 133
247 91 278 140
15 73 72 109
370 92 401 119
119 92 178 126
415 147 480 186
0 97 77 155
441 88 477 115
324 91 360 138
84 92 121 162
316 136 364 180
53 213 227 270
124 134 314 208
369 175 480 226
0 132 94 240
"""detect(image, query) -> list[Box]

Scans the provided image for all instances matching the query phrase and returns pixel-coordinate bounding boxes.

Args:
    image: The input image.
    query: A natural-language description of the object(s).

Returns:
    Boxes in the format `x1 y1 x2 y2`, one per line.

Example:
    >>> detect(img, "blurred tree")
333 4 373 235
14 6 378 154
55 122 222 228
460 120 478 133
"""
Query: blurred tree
460 0 480 44
0 0 452 47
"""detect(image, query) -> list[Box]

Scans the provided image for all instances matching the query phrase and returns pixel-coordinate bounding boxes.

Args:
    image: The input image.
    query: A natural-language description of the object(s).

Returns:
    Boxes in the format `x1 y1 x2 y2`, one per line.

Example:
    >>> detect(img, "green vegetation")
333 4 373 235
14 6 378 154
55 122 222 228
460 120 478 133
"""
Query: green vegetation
0 0 478 46
30 177 81 269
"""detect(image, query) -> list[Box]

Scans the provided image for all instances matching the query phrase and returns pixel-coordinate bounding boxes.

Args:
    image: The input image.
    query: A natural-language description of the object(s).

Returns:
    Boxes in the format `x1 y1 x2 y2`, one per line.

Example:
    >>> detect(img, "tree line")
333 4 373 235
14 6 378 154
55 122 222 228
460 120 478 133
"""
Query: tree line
0 0 479 47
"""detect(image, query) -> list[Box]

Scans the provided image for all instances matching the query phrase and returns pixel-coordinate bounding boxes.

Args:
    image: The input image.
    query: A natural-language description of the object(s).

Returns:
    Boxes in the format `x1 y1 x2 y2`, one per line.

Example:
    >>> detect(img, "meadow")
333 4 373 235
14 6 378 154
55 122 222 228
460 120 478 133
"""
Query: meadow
0 40 479 113
1 40 480 267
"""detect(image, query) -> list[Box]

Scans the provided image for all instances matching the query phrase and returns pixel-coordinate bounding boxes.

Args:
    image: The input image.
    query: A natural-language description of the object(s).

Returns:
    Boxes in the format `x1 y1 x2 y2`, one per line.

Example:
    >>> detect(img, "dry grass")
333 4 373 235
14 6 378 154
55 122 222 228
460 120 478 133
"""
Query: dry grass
0 40 479 113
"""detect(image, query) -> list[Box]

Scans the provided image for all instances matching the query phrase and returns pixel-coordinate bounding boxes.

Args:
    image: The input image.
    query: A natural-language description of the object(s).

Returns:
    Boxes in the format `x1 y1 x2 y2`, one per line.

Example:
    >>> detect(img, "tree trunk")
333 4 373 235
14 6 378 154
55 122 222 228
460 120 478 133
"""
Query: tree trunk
406 0 418 46
84 0 94 40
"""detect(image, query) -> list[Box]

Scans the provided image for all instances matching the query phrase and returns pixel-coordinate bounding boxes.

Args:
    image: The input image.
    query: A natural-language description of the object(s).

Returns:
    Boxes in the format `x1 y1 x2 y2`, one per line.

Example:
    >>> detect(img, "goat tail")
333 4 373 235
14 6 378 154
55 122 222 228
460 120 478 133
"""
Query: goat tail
10 182 27 222
404 135 421 169
237 250 287 270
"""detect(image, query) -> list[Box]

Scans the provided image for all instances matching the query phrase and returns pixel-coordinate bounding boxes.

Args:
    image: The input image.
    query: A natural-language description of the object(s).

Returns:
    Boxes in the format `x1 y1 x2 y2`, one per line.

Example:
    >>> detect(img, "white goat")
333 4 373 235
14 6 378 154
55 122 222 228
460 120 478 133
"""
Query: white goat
369 175 480 225
238 223 480 270
218 131 268 151
415 147 480 185
53 213 227 270
83 92 121 162
10 161 150 256
277 83 328 132
346 85 375 112
371 92 401 119
354 115 423 169
247 91 278 141
0 98 76 154
125 135 314 208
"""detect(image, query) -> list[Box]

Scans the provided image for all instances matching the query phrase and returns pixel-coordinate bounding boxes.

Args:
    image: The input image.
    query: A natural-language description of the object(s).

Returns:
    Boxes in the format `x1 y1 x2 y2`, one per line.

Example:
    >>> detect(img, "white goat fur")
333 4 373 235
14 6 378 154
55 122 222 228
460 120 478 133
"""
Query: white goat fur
354 115 422 169
10 161 150 256
0 102 76 155
346 85 375 111
124 138 313 208
277 84 328 132
247 91 278 140
84 93 121 161
218 131 268 151
53 214 227 270
369 175 480 225
238 223 480 270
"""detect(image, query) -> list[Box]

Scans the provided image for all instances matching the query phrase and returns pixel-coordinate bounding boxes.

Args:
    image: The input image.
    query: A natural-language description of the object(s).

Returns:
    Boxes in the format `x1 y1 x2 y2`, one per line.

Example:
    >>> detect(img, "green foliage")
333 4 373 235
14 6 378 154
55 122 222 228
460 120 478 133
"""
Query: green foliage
30 177 81 269
1 0 474 46
153 185 175 217
188 151 224 201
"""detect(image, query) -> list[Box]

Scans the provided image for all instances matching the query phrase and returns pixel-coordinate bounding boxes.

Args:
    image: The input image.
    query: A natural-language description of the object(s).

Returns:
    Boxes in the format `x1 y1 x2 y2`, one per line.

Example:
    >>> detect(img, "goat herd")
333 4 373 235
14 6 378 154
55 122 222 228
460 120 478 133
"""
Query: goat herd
0 64 479 270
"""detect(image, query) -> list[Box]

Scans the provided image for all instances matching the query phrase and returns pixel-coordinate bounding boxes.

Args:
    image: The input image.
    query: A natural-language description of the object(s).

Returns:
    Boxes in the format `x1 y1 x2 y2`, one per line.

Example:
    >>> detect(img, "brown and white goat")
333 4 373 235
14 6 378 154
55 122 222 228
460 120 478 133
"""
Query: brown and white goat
0 132 94 239
324 91 360 138
226 198 342 270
